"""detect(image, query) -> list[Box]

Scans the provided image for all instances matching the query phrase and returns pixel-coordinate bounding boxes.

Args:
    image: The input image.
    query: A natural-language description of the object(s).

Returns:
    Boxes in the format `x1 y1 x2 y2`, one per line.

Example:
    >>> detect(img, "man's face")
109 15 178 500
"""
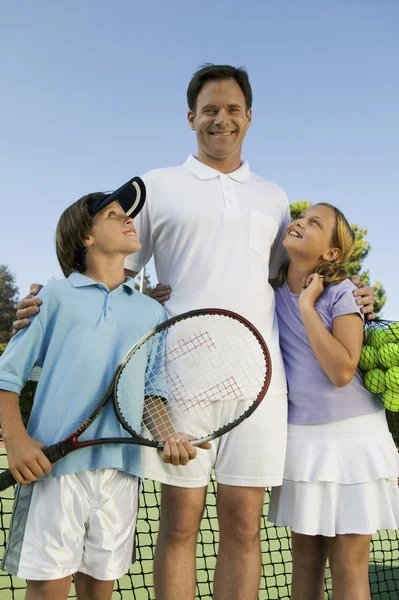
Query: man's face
188 78 252 163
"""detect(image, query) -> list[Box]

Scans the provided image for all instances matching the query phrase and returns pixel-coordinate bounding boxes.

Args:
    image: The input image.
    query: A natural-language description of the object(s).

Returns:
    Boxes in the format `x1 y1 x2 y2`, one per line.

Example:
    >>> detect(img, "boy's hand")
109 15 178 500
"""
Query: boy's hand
4 431 52 484
351 275 375 321
148 284 171 305
12 284 43 335
298 274 324 308
159 433 211 466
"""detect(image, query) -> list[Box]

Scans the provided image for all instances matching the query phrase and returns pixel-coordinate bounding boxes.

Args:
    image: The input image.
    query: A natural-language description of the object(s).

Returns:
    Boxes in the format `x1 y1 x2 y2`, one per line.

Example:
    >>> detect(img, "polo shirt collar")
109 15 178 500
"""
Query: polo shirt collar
68 272 135 294
183 154 250 182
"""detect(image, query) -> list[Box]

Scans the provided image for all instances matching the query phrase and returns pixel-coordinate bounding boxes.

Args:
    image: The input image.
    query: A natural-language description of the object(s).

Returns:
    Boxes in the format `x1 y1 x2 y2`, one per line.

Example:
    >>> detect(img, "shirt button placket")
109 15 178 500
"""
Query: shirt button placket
221 176 240 217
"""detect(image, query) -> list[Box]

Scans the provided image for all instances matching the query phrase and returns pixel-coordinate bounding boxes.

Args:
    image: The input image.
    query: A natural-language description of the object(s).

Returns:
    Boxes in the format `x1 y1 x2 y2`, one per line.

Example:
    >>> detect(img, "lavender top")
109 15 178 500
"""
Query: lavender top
275 279 382 425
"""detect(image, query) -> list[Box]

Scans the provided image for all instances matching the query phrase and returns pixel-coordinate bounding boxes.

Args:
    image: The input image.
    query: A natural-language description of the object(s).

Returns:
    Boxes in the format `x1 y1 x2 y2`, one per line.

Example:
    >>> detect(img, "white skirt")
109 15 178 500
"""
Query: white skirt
268 409 399 537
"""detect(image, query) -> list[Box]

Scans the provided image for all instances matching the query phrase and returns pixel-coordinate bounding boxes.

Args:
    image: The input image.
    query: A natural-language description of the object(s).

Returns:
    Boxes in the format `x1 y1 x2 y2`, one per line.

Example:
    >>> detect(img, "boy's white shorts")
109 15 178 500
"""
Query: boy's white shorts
1 469 139 581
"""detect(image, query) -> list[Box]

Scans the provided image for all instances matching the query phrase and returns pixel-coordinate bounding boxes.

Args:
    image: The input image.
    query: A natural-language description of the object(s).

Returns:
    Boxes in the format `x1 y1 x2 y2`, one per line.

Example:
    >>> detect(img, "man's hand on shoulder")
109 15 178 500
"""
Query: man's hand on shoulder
12 284 43 335
350 275 376 321
148 284 171 305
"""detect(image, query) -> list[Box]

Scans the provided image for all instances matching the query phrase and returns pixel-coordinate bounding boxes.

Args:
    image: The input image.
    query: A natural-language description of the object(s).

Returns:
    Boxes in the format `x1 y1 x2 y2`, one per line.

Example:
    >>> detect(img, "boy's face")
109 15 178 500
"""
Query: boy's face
85 201 141 256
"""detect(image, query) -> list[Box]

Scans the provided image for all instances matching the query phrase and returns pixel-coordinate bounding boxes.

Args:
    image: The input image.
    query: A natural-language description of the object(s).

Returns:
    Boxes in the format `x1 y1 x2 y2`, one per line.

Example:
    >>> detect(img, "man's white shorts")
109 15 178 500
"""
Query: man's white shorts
1 469 139 581
143 393 288 488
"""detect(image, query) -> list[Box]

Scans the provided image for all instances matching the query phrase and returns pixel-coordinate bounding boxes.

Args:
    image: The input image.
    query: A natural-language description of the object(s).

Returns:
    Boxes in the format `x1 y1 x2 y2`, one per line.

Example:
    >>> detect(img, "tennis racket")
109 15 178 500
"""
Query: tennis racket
0 308 271 491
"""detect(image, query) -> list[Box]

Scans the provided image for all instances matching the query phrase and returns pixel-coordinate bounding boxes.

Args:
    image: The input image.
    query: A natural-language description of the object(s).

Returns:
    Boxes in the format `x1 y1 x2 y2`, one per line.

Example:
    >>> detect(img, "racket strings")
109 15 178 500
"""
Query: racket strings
116 314 269 443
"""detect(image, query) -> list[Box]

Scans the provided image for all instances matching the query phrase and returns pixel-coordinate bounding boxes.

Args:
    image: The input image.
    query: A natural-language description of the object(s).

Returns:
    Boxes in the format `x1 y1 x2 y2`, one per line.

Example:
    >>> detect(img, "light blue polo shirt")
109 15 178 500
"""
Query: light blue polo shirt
0 273 166 479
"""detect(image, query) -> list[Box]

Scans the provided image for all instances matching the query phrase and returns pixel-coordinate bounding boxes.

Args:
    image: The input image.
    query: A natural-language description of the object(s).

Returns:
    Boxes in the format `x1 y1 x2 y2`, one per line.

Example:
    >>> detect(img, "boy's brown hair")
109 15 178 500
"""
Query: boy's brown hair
55 192 105 277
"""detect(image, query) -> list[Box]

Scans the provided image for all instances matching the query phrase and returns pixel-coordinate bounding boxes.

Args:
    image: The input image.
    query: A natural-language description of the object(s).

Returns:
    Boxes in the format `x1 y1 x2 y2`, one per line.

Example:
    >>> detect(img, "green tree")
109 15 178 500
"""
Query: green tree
289 201 386 315
0 265 19 343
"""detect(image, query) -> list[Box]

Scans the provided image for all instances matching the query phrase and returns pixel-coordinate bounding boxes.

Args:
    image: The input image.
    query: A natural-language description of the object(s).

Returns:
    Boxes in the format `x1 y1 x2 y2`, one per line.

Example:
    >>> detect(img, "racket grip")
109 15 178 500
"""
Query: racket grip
0 470 17 492
0 443 67 492
43 443 68 464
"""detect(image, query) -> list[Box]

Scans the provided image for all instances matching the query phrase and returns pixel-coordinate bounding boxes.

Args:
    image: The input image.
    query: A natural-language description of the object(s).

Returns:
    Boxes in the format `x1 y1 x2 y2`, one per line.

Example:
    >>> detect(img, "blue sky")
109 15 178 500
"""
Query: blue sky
0 1 398 317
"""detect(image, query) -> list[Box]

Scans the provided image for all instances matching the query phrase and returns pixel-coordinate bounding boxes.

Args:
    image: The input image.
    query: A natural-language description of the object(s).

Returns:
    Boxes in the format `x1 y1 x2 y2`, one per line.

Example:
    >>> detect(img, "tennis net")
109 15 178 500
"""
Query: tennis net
0 413 398 598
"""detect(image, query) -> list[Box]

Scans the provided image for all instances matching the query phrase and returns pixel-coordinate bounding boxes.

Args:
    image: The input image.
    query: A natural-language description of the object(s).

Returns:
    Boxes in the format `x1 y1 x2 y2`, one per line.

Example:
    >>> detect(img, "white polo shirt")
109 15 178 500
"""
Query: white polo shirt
125 155 290 397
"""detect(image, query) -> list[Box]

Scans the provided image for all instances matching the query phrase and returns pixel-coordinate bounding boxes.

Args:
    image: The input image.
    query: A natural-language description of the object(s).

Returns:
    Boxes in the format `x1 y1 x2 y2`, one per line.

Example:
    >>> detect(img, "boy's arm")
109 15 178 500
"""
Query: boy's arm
0 390 51 484
143 395 211 465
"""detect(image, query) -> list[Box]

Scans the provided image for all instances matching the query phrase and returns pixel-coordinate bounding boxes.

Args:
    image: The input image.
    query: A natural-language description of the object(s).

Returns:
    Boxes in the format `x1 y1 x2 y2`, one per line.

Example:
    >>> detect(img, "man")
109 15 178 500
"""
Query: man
15 64 375 600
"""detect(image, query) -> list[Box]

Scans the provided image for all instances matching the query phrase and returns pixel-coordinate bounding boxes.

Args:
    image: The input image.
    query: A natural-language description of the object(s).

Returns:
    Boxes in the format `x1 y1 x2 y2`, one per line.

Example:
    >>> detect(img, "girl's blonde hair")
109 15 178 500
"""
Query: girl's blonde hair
275 203 356 288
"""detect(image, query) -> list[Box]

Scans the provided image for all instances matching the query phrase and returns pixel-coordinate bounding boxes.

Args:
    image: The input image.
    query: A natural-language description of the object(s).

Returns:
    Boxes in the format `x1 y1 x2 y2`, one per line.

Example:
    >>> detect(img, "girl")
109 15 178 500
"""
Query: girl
268 203 399 600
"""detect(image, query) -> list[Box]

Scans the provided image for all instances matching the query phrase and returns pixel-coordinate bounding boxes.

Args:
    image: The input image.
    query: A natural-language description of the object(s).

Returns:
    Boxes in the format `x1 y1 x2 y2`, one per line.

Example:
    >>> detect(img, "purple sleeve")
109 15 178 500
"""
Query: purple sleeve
330 280 364 321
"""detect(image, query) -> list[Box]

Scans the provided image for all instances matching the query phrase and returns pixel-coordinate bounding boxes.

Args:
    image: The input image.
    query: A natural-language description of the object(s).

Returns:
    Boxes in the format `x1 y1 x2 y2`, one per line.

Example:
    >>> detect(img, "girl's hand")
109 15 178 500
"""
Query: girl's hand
298 273 324 309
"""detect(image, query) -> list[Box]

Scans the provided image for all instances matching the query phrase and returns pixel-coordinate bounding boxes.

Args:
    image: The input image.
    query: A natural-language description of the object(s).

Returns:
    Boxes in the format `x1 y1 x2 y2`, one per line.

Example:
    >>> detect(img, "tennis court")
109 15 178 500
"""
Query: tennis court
0 449 398 599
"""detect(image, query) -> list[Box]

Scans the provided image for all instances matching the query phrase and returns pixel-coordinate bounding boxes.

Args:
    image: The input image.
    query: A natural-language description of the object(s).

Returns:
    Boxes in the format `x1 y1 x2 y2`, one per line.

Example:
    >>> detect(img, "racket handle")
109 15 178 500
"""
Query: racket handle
43 443 68 463
0 470 17 492
0 443 67 492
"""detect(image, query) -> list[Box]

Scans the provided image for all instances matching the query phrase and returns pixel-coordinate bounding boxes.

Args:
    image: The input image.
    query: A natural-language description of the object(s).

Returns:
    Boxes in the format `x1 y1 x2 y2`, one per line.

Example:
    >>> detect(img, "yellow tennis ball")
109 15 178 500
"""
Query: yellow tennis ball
368 329 396 349
382 389 399 412
359 346 379 370
378 343 399 369
388 322 399 342
364 369 386 394
385 367 399 392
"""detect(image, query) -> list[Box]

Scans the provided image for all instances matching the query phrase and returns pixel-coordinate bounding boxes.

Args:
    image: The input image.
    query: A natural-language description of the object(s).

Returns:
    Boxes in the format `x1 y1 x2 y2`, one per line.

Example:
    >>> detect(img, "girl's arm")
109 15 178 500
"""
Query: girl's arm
298 275 363 388
0 390 52 484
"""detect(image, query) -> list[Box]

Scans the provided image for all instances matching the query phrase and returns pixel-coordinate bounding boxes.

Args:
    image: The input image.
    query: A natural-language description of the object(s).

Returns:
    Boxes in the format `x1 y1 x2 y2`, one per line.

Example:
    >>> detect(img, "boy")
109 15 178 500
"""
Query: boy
0 178 198 600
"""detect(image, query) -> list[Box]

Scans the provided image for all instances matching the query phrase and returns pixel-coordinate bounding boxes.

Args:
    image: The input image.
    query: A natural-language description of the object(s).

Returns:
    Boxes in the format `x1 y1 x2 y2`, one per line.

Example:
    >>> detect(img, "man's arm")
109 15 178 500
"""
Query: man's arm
125 269 138 279
12 284 43 334
124 171 155 276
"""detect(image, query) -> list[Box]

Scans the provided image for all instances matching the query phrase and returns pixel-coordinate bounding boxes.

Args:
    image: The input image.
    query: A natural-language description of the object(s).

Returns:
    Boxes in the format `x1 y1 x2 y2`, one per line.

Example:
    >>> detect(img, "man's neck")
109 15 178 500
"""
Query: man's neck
195 150 242 174
84 256 127 291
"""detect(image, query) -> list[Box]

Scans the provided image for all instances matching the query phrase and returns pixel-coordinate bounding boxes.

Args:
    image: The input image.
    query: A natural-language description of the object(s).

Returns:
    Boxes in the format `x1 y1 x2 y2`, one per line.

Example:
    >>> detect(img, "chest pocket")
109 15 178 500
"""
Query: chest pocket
249 210 279 264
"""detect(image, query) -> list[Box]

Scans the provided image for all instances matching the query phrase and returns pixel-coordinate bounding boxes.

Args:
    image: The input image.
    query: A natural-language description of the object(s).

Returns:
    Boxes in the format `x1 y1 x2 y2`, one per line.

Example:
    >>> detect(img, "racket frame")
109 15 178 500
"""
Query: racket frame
0 308 272 491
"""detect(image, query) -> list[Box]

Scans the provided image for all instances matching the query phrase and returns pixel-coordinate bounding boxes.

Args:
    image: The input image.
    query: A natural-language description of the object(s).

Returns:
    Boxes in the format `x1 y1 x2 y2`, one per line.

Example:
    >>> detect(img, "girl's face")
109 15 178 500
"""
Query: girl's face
283 204 340 264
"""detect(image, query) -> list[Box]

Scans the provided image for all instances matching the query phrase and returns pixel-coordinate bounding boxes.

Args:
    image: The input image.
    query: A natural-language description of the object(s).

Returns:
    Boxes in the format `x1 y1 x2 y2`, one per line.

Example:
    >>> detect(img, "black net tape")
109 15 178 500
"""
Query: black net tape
0 477 398 599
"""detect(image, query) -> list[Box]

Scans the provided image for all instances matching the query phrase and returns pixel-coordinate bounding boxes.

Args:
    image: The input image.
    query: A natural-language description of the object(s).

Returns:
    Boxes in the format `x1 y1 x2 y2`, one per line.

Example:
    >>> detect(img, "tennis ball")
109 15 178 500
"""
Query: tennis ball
364 369 386 394
388 322 399 342
368 329 395 349
385 367 399 392
358 346 379 370
378 343 399 369
382 389 399 412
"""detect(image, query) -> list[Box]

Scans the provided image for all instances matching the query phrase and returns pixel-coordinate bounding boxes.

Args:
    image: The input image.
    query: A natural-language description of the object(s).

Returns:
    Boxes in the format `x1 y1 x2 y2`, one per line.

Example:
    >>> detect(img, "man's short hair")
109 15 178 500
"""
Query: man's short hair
187 64 252 113
55 193 103 278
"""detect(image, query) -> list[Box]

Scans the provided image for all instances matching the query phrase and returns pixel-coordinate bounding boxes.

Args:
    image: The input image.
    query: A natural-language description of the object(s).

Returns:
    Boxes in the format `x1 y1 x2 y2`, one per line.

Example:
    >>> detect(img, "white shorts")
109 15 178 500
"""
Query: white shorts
143 393 288 488
2 469 139 581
